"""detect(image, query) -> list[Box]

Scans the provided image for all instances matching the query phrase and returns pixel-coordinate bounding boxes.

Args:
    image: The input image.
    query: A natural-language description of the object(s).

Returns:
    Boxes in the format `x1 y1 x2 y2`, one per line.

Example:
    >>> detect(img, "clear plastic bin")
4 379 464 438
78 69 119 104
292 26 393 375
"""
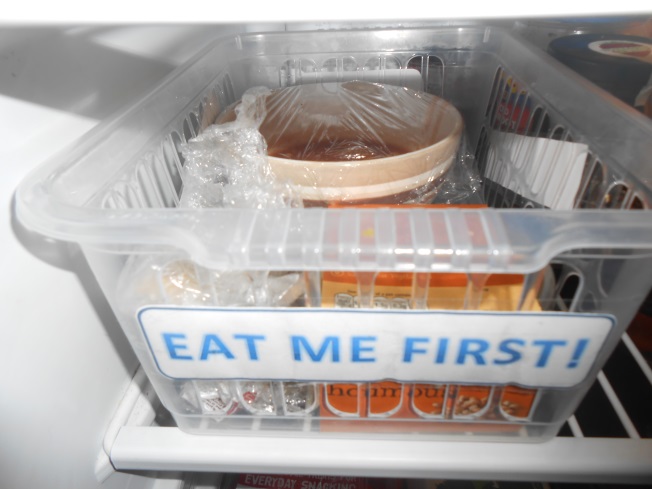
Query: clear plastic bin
16 27 652 441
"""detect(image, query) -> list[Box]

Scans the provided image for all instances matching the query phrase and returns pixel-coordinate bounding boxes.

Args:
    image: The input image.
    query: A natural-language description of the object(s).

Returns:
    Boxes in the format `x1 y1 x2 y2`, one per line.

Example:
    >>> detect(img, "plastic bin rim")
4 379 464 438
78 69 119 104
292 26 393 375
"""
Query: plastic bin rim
14 191 652 271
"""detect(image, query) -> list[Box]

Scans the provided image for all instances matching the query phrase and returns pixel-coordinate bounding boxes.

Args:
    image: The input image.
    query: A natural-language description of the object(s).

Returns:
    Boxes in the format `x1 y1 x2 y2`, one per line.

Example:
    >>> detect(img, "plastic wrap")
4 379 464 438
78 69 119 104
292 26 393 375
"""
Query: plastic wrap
118 88 306 311
429 139 483 205
119 81 478 313
179 86 302 210
118 258 305 309
217 81 465 205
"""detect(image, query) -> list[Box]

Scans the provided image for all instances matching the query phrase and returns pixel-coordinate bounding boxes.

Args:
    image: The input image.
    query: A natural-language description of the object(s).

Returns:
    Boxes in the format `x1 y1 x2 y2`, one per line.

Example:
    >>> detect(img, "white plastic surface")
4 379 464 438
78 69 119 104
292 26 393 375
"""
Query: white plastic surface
0 26 242 489
138 306 613 388
110 426 652 484
0 79 136 489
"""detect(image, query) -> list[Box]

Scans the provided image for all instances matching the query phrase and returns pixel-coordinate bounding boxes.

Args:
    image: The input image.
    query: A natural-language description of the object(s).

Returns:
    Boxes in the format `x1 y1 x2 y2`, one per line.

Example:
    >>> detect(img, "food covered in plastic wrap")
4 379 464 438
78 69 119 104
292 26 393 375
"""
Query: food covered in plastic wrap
117 87 306 311
217 81 464 205
120 81 472 311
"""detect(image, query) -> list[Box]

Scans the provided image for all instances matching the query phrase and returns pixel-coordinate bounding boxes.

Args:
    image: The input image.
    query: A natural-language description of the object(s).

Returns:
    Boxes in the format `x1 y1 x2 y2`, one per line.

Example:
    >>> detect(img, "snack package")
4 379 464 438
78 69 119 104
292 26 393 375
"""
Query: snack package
318 266 541 432
318 204 541 432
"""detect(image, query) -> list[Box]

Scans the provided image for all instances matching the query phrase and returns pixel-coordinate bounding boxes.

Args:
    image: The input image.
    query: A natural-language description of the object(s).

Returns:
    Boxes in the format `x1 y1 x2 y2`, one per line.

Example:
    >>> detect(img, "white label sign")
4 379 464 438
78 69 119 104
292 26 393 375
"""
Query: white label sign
137 307 614 388
486 132 588 210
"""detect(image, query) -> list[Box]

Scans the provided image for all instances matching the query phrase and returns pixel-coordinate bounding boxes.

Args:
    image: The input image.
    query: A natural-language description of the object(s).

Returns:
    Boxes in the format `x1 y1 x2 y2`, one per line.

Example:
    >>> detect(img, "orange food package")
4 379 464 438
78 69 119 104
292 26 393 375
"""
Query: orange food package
449 385 493 418
319 204 541 432
499 385 540 419
410 383 448 417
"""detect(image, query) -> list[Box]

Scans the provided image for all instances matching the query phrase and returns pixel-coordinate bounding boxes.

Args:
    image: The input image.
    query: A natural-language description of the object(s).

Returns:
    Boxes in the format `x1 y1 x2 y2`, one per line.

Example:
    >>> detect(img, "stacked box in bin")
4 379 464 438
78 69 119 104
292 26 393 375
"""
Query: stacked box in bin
16 27 652 440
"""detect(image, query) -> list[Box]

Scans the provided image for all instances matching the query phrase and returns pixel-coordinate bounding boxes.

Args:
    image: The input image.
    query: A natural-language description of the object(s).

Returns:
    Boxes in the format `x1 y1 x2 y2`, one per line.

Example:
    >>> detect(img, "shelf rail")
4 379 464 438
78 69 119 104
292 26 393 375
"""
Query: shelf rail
104 334 652 484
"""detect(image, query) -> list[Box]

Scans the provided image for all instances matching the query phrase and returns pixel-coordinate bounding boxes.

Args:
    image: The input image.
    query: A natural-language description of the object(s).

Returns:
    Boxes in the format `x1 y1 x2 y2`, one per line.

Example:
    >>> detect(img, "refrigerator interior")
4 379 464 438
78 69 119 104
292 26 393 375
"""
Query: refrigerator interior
2 13 652 489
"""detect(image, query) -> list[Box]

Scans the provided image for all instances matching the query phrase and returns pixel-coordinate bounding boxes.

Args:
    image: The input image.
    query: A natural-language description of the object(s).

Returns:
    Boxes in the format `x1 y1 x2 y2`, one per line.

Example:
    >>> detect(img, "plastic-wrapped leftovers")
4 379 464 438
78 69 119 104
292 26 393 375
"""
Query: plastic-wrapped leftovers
217 81 464 205
117 86 306 311
119 81 475 312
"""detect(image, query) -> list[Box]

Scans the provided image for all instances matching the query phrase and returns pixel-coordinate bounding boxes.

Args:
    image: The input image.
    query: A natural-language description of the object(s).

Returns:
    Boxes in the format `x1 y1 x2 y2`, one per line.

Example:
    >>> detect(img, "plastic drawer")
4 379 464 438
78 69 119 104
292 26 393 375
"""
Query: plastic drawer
16 27 652 441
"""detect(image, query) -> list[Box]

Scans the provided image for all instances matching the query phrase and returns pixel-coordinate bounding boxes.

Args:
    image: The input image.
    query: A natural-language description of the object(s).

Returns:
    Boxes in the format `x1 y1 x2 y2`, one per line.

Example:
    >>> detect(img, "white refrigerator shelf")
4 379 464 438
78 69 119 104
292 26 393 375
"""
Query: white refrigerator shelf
101 334 652 484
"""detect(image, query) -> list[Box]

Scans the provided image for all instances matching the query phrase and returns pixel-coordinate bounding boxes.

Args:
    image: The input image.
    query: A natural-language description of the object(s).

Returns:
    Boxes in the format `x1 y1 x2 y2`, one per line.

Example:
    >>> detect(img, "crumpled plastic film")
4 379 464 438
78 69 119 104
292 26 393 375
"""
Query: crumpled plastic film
179 86 302 210
430 136 484 205
194 380 238 415
118 257 305 309
283 382 318 414
117 86 307 314
217 81 465 205
237 381 277 414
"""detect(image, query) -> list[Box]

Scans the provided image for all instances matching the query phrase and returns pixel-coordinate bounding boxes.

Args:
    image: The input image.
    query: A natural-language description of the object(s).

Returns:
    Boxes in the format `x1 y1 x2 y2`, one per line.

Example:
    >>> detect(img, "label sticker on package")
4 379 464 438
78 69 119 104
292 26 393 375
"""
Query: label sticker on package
237 474 373 489
137 307 614 388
